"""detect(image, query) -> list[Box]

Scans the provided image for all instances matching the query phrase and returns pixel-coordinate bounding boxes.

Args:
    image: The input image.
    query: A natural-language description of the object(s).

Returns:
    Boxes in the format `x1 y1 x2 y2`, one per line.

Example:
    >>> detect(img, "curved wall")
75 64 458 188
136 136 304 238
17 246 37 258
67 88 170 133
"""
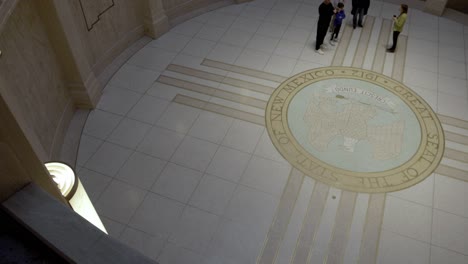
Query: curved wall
67 0 145 75
0 0 71 160
0 0 231 202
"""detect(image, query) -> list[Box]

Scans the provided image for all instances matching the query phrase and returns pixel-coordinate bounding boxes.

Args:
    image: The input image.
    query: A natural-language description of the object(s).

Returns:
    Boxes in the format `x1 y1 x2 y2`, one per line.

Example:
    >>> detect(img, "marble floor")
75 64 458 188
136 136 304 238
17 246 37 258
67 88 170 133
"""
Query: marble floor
76 0 468 263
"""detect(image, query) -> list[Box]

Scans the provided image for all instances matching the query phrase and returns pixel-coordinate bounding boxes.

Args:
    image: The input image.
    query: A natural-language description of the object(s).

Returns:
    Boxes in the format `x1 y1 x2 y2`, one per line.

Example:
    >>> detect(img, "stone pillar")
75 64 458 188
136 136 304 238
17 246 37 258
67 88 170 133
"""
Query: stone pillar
36 0 101 109
144 0 170 39
424 0 448 16
0 92 67 204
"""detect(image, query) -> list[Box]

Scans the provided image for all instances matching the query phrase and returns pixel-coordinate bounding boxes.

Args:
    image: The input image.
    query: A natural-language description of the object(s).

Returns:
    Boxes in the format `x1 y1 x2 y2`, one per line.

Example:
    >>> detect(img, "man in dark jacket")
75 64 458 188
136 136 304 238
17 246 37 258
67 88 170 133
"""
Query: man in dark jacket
315 0 336 55
351 0 370 29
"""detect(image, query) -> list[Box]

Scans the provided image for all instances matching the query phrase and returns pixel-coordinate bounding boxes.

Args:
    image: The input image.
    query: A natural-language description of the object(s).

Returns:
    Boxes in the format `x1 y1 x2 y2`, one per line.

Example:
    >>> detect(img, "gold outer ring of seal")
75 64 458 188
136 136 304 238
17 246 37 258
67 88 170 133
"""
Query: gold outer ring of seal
265 67 444 193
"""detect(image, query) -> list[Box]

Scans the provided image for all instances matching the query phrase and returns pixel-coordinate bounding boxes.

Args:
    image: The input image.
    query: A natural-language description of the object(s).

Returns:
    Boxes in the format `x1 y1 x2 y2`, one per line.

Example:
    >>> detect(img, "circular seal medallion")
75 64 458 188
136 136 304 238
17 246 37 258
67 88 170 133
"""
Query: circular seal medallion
266 67 444 193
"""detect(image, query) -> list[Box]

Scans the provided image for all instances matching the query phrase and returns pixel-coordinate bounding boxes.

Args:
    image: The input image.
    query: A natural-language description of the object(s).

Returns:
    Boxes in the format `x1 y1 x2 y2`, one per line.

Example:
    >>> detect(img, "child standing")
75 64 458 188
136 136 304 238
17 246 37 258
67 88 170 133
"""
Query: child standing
330 2 346 46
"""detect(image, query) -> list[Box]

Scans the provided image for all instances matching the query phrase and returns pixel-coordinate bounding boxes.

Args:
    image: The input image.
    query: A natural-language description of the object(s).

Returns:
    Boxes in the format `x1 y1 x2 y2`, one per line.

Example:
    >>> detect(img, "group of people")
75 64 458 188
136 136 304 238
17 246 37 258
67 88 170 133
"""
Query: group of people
315 0 408 55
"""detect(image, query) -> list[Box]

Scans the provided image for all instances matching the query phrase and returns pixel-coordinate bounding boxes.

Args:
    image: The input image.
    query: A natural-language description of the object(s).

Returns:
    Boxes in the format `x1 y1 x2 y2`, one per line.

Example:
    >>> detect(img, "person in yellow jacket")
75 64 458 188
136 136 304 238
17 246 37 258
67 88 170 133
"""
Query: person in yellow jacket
387 4 408 53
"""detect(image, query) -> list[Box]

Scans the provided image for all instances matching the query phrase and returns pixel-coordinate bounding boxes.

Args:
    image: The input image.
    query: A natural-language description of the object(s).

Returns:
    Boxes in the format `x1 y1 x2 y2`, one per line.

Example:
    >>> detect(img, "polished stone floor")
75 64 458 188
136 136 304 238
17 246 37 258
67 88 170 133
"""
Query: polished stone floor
77 0 468 263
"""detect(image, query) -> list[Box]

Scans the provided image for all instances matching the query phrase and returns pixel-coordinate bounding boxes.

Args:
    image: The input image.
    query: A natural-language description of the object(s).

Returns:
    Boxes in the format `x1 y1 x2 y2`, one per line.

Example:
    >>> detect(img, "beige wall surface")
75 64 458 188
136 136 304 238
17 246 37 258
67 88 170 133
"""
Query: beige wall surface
0 97 66 204
0 0 71 160
67 0 145 76
0 0 229 201
0 0 73 202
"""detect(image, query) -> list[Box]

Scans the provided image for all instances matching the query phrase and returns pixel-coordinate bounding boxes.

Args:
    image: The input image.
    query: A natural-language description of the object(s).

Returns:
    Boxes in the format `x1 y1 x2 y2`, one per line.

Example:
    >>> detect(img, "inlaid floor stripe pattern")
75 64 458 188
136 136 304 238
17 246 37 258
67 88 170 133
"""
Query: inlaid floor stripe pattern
353 18 391 264
164 47 468 184
441 120 468 179
165 15 394 264
202 59 287 83
166 64 276 95
257 169 304 264
352 17 375 68
78 1 468 263
392 35 407 81
358 193 387 264
372 19 392 73
342 193 370 264
160 75 268 109
331 24 354 66
363 17 382 70
291 181 330 264
173 94 265 125
276 177 316 264
436 112 468 182
326 191 357 264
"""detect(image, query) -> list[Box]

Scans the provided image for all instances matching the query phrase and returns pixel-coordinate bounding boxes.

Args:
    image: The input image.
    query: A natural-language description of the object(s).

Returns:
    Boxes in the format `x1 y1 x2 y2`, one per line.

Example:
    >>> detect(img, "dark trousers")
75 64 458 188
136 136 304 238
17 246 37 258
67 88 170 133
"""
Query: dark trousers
353 8 364 26
331 24 342 40
316 22 328 50
390 31 400 50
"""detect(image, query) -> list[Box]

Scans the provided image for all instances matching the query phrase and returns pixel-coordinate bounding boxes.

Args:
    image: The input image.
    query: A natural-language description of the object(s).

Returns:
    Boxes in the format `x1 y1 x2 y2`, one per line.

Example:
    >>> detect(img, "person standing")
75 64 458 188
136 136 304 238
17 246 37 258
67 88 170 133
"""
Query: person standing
316 0 336 55
351 0 370 29
330 2 346 46
387 4 408 52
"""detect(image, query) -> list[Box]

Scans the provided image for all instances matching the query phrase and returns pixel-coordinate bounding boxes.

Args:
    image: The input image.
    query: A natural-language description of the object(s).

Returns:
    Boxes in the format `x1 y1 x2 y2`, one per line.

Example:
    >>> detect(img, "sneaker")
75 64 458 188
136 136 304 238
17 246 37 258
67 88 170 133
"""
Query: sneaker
315 49 325 55
329 40 335 46
333 39 339 43
321 43 329 50
386 48 395 53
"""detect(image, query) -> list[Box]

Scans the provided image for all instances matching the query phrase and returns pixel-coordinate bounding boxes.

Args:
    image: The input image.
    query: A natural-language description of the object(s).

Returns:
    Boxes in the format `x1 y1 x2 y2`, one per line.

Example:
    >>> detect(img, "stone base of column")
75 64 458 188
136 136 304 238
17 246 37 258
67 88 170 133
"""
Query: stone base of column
424 0 447 16
235 0 253 4
144 14 170 39
67 73 101 109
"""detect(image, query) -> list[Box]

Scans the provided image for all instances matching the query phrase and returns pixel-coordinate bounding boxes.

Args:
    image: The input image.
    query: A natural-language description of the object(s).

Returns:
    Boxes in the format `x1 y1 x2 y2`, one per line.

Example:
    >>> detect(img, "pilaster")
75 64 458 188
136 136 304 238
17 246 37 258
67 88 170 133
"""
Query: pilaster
424 0 447 16
144 0 170 39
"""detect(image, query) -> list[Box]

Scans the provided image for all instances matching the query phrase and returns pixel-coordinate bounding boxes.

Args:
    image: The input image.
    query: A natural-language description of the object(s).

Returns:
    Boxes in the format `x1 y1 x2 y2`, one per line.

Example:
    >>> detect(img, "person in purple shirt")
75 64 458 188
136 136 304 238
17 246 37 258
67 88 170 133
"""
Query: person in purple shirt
330 2 346 46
